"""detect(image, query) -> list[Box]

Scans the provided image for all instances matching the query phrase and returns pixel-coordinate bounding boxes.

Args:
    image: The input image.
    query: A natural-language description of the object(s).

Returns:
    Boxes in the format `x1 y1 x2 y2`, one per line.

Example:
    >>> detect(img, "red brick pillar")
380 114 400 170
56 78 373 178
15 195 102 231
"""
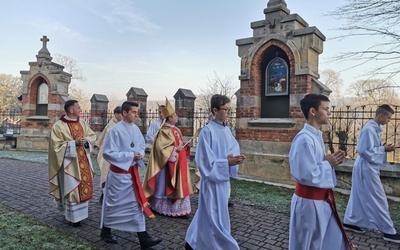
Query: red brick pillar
126 87 148 134
90 94 109 132
174 88 196 136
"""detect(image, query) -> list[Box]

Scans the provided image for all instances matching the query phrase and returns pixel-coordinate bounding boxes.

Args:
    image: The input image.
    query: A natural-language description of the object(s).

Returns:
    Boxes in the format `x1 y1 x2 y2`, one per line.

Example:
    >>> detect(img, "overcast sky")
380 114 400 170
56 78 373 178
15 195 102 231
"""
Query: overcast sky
1 0 366 101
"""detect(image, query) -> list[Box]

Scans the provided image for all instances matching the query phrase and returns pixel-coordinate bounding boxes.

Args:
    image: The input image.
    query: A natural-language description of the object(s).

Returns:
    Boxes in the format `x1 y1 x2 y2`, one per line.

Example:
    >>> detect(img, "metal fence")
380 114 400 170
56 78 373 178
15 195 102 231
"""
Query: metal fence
189 110 236 136
0 109 21 138
5 105 400 162
80 110 237 136
326 105 400 163
0 109 236 139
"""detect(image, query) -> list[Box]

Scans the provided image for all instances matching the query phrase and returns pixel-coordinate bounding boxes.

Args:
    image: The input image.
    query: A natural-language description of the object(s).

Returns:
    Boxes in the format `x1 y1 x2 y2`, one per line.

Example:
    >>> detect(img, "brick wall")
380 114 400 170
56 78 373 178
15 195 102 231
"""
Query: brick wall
237 40 312 142
236 129 298 142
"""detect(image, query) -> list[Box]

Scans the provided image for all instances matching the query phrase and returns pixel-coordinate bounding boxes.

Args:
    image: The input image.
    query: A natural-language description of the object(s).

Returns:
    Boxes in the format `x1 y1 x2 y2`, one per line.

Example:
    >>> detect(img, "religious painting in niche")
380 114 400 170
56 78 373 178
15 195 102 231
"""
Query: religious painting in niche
37 83 48 104
36 82 48 116
265 57 288 96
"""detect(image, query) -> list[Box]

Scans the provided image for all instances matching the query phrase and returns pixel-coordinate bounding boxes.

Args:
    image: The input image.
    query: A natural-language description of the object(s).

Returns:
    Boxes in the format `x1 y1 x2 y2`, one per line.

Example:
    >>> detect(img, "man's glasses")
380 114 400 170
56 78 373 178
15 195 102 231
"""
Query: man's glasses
219 108 232 113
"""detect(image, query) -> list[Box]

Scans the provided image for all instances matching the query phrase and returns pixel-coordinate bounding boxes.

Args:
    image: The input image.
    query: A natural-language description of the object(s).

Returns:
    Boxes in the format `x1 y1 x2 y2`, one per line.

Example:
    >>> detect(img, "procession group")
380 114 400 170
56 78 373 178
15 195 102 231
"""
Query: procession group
48 93 399 250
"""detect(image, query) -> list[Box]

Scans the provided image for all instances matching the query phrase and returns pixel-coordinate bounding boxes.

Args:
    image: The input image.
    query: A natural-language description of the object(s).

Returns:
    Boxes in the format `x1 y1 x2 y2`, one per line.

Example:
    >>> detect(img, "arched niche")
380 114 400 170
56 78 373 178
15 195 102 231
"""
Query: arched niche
260 46 290 118
36 82 48 115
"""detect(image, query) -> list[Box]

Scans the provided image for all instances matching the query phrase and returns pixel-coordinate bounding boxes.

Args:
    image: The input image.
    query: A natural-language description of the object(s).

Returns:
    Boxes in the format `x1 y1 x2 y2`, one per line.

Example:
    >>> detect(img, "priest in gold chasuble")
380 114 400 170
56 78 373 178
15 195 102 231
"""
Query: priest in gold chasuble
48 100 96 226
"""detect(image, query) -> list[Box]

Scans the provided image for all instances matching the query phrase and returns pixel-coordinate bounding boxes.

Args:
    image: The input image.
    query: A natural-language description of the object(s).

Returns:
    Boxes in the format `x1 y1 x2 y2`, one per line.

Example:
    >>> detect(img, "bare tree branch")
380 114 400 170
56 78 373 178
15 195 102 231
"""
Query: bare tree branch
53 54 90 109
53 54 87 83
196 72 239 112
327 0 400 83
0 74 22 110
346 78 399 106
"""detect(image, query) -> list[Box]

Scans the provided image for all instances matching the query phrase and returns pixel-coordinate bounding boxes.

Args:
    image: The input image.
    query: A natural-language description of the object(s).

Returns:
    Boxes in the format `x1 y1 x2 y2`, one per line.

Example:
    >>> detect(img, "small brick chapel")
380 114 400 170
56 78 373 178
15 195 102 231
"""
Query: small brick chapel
235 0 330 184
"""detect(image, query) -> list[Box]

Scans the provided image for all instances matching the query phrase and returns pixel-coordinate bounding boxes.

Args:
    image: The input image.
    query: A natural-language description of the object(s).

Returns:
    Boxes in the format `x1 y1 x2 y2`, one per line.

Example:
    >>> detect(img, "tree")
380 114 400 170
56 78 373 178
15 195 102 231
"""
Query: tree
197 72 239 112
347 79 399 107
53 54 86 82
328 1 400 82
106 93 124 112
320 69 344 101
0 74 22 111
53 54 91 110
68 85 91 111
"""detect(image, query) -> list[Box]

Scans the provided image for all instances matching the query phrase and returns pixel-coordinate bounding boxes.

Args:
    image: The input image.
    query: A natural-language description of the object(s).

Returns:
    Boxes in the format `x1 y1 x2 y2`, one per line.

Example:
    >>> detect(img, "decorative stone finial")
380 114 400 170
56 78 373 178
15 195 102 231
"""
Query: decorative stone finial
36 35 52 64
267 0 287 8
41 35 49 49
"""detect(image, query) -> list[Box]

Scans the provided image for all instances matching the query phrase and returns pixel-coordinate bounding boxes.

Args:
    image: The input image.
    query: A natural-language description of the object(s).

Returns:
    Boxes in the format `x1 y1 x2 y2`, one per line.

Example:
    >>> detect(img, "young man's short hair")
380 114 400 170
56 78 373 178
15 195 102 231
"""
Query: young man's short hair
300 94 330 119
113 106 122 114
376 104 394 116
121 101 139 113
64 100 78 113
210 94 230 114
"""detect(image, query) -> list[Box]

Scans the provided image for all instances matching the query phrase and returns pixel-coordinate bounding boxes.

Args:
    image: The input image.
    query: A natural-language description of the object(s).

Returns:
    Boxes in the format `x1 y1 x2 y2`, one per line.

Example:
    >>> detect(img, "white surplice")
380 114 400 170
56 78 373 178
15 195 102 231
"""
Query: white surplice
289 123 349 250
100 121 147 232
344 119 396 234
145 118 162 144
185 119 240 250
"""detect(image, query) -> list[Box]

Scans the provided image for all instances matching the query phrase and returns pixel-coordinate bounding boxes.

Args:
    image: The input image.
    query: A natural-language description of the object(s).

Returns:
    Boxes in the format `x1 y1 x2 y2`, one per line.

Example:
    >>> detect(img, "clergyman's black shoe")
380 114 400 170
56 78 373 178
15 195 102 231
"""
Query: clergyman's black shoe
343 223 365 234
185 242 194 250
228 200 234 207
100 231 118 244
71 221 81 227
383 233 400 243
176 214 190 219
150 207 161 215
140 237 162 250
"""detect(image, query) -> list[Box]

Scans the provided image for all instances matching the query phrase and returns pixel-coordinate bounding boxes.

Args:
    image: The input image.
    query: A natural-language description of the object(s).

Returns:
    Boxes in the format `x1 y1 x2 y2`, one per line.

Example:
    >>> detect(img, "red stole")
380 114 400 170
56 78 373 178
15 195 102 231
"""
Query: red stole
61 115 93 203
110 164 155 218
165 127 191 198
295 182 357 249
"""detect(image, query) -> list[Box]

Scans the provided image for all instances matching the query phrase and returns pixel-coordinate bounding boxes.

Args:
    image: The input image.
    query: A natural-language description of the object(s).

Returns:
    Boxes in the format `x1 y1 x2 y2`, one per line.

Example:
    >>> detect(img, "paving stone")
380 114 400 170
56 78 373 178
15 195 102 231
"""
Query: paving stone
0 158 399 249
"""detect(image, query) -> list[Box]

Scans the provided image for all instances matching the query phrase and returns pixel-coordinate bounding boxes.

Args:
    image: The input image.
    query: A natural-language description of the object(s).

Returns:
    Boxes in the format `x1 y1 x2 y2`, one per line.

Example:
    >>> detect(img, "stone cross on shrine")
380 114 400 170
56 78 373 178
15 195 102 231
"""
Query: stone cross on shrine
17 35 72 151
40 35 49 49
37 35 52 64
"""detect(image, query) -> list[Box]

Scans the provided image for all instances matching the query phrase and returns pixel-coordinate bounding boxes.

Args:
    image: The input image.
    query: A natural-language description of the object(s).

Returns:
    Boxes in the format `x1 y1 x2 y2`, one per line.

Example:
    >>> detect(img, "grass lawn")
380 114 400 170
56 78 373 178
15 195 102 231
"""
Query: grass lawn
0 205 99 250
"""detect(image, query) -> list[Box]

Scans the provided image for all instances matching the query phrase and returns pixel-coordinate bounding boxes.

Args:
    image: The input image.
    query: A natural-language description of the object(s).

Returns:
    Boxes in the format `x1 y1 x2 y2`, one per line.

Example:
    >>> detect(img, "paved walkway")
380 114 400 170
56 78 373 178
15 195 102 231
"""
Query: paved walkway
0 156 399 250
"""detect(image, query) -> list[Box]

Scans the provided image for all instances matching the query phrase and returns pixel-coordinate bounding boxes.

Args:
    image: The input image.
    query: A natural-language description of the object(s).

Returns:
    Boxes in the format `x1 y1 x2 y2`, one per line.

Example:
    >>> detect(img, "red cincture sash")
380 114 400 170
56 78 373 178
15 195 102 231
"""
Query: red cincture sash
295 183 357 249
110 164 155 218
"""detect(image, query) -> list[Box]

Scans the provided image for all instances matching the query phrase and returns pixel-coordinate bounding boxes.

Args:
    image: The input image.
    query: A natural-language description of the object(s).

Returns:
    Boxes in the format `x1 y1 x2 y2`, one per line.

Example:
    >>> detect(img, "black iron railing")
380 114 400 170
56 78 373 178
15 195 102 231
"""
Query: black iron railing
80 110 237 136
0 109 21 137
327 105 400 162
7 105 400 162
